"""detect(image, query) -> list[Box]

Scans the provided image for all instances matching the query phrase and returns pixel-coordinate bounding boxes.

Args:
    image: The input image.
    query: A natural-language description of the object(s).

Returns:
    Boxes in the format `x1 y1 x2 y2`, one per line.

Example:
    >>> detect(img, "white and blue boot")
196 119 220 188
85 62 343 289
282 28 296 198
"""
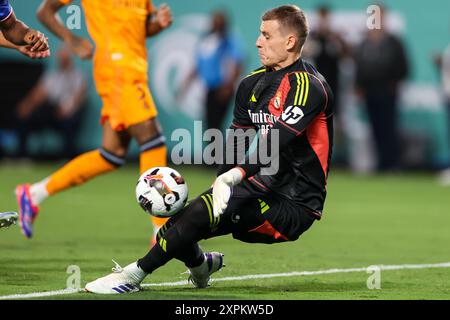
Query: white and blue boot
85 260 146 294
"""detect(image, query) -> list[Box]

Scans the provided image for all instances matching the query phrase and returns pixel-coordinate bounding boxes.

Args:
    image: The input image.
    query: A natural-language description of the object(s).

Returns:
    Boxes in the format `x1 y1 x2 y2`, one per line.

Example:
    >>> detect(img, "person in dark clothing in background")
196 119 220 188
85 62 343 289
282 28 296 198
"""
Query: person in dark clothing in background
355 4 409 172
305 5 348 117
433 28 450 185
303 5 349 164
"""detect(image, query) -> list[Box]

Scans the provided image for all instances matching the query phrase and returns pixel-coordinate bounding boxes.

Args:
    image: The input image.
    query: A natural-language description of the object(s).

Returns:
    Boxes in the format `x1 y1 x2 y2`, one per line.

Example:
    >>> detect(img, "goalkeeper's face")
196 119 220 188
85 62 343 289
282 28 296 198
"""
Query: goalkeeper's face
256 19 296 71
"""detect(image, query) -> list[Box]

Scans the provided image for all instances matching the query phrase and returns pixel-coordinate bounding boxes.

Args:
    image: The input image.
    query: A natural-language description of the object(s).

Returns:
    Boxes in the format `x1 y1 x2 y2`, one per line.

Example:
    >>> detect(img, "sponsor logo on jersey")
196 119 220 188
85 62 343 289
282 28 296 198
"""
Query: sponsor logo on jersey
247 110 279 126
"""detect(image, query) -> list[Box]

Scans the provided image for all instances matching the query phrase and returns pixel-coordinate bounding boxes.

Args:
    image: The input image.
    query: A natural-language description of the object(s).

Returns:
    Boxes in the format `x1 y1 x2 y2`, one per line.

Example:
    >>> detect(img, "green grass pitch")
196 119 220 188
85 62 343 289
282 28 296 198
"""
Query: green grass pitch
0 162 449 300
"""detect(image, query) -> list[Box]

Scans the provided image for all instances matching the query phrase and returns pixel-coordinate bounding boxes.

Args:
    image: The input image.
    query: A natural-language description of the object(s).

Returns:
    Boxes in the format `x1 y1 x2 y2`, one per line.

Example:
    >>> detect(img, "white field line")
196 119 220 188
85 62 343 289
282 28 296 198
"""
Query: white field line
0 289 79 300
1 262 449 300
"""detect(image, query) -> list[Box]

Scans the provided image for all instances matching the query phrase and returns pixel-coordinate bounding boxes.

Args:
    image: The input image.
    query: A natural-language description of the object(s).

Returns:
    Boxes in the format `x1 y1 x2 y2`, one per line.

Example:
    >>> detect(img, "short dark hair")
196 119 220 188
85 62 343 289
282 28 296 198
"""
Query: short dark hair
262 5 310 50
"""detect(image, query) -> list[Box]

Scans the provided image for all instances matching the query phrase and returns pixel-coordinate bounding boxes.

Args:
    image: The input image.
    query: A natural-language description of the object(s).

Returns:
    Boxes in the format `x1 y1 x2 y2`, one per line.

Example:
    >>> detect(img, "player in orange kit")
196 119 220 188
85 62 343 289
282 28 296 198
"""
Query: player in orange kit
15 0 172 241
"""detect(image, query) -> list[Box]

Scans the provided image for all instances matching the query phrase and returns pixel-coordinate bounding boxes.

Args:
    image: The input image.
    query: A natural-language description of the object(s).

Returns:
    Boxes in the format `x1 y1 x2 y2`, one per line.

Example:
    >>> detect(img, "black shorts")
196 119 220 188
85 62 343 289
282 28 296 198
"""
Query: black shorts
197 186 316 244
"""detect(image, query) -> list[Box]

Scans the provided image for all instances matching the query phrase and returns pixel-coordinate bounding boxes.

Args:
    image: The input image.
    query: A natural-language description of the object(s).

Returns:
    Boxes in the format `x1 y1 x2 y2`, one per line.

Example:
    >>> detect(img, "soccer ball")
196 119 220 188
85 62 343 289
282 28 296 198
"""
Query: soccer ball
136 167 188 218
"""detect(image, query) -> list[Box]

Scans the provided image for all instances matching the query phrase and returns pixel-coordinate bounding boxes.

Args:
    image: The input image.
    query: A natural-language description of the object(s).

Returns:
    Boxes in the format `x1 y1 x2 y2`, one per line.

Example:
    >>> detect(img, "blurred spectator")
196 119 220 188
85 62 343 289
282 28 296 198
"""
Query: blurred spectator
179 10 244 134
303 5 350 164
304 5 348 117
355 5 409 172
16 46 87 159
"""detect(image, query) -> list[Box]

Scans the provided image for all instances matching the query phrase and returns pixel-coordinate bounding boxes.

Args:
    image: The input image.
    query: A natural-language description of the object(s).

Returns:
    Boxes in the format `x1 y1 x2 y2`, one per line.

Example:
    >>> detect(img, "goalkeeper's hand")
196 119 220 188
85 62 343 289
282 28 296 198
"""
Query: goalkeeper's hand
212 168 244 218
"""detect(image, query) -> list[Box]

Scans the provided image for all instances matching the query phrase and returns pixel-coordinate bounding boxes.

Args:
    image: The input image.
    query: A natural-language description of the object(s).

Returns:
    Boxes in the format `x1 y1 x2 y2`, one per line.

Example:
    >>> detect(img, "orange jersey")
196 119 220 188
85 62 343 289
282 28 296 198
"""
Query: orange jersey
59 0 154 94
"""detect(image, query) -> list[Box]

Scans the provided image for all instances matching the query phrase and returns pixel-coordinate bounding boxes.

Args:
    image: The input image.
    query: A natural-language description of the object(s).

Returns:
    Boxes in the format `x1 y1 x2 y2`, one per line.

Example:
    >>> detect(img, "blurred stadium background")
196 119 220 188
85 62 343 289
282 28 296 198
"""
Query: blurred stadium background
1 0 450 300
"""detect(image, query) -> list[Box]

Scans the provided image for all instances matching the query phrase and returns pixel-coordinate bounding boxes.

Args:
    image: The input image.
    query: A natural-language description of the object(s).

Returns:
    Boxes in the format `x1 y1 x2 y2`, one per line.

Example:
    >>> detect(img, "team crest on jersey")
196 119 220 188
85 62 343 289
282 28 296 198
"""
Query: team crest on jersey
268 93 283 118
269 77 290 117
281 105 304 124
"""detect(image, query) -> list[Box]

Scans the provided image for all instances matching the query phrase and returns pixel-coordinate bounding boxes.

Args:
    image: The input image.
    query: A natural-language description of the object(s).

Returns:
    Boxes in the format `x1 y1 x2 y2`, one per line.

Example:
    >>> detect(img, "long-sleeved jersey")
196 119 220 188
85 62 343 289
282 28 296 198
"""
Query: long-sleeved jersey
219 58 333 219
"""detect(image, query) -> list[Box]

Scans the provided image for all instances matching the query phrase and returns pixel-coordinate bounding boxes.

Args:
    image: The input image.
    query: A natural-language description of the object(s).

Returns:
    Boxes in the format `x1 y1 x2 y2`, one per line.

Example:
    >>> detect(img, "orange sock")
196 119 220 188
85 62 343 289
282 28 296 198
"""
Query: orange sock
46 149 122 195
140 144 169 231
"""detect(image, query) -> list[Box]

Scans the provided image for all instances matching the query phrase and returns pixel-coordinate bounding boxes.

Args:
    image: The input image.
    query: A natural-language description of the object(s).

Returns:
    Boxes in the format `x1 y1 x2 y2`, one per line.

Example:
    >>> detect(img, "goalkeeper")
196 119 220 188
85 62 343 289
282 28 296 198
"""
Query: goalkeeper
85 4 334 294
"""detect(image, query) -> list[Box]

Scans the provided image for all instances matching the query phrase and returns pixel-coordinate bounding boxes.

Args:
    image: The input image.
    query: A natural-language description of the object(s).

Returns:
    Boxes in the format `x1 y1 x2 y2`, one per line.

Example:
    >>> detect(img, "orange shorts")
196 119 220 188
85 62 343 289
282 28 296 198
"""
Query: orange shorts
99 81 158 132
